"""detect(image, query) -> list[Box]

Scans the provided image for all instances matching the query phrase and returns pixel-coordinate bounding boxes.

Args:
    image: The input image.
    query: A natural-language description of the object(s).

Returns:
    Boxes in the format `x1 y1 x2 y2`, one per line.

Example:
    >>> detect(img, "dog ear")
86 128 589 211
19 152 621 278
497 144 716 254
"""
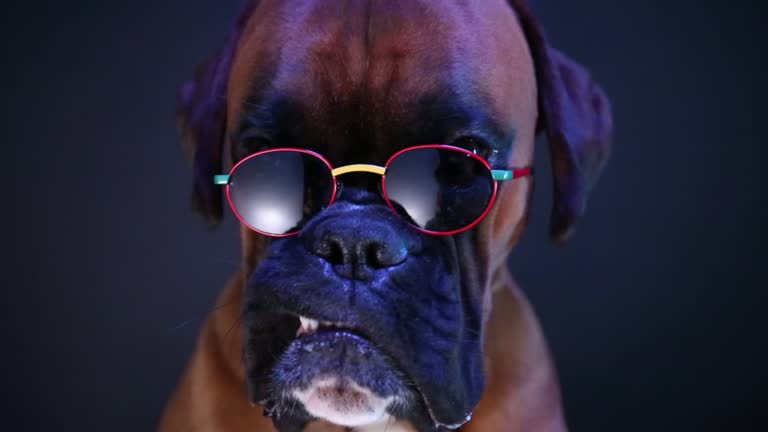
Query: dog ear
178 0 260 225
510 0 613 243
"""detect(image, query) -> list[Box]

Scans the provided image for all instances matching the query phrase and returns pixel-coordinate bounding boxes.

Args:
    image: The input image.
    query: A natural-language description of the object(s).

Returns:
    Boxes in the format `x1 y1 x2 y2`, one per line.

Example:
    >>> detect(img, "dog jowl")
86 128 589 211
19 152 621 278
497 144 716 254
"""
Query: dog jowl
163 1 612 431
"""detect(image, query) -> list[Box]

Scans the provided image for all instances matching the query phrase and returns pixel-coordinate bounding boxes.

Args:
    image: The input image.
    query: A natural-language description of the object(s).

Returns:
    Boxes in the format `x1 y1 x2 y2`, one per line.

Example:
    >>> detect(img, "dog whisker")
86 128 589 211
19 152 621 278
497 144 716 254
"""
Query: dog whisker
224 318 241 341
169 299 240 332
172 319 195 330
384 412 394 432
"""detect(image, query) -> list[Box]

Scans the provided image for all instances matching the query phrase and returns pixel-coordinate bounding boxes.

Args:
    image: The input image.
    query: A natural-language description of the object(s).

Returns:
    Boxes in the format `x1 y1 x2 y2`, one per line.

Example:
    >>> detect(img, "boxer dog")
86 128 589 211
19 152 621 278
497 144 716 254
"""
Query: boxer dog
159 0 611 431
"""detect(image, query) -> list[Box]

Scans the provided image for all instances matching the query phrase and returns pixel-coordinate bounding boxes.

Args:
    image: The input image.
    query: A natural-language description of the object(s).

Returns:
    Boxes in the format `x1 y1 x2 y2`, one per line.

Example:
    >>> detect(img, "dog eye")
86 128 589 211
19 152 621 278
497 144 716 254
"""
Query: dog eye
450 136 494 161
232 132 273 160
435 153 482 187
244 136 272 153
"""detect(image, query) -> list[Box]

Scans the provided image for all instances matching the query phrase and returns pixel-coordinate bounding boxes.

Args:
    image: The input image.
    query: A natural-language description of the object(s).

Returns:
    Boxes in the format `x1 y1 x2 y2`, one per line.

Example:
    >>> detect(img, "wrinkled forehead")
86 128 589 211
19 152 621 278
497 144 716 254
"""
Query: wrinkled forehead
226 0 537 163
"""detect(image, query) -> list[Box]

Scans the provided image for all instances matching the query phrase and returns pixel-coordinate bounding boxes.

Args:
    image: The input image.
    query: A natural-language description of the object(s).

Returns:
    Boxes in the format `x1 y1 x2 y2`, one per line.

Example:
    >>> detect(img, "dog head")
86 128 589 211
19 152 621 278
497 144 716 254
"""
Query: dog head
178 0 611 430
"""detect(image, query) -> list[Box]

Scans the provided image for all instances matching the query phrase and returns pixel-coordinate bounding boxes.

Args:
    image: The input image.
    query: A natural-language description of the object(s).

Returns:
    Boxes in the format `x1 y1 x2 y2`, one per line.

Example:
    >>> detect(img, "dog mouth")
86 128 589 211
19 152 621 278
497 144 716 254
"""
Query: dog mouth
245 309 454 429
295 315 354 338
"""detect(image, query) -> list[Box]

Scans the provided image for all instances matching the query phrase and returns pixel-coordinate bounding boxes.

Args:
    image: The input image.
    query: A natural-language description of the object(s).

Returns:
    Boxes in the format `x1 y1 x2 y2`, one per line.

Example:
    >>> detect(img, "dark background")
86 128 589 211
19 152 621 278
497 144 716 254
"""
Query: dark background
3 0 765 431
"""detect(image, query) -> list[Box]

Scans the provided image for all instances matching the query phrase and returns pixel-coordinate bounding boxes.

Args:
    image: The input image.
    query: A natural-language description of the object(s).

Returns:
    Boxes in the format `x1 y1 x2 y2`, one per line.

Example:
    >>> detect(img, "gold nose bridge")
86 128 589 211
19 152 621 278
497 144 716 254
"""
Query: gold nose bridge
330 164 386 177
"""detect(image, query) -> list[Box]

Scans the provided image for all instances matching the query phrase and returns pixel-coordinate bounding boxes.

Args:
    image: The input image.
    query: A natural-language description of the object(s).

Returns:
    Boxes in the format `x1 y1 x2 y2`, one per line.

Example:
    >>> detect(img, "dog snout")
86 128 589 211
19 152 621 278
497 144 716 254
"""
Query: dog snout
303 214 411 280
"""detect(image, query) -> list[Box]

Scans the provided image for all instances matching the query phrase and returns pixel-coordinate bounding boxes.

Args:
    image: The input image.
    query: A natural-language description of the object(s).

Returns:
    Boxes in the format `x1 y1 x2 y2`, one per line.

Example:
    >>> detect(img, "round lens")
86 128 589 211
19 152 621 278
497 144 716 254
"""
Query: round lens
383 146 495 233
227 150 334 235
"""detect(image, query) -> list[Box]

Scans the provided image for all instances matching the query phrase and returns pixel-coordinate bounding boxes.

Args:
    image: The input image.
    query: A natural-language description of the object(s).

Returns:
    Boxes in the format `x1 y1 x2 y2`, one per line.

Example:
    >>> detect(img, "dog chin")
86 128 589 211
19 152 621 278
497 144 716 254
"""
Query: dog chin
292 377 398 427
265 324 418 428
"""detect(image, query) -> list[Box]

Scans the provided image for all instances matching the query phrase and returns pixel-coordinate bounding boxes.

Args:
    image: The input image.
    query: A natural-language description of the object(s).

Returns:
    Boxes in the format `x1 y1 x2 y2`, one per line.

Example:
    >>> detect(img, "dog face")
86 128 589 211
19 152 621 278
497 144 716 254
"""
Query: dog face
178 0 611 430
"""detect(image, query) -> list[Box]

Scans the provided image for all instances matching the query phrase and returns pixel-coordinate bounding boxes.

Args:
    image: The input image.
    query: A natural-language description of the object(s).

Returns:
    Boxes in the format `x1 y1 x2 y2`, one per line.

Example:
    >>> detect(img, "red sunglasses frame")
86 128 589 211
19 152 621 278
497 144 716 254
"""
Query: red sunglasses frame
217 144 532 237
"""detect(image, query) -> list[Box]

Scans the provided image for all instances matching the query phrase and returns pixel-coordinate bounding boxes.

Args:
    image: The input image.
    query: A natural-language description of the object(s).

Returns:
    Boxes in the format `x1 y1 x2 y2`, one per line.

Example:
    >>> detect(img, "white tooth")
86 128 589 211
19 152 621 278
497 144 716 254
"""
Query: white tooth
299 316 310 329
299 316 319 333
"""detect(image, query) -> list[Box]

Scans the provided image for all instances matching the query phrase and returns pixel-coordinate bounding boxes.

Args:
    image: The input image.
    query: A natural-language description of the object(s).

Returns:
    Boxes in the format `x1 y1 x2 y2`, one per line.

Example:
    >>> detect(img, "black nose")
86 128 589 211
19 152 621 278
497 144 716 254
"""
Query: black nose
303 214 411 281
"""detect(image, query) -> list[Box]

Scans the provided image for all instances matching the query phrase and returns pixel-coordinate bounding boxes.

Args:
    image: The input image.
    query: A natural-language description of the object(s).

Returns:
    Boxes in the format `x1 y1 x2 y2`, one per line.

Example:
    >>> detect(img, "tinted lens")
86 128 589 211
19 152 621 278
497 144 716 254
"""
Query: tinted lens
384 147 495 233
227 150 334 235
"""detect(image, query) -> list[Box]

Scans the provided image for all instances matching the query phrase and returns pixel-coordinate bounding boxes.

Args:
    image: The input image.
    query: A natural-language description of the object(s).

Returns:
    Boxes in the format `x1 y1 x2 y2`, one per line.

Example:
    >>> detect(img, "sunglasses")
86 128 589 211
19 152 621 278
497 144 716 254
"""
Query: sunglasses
213 144 532 237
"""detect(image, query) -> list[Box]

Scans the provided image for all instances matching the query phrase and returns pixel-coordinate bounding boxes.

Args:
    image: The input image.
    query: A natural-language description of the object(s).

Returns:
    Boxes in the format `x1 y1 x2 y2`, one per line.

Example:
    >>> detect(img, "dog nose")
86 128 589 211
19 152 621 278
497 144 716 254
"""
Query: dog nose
304 218 410 280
